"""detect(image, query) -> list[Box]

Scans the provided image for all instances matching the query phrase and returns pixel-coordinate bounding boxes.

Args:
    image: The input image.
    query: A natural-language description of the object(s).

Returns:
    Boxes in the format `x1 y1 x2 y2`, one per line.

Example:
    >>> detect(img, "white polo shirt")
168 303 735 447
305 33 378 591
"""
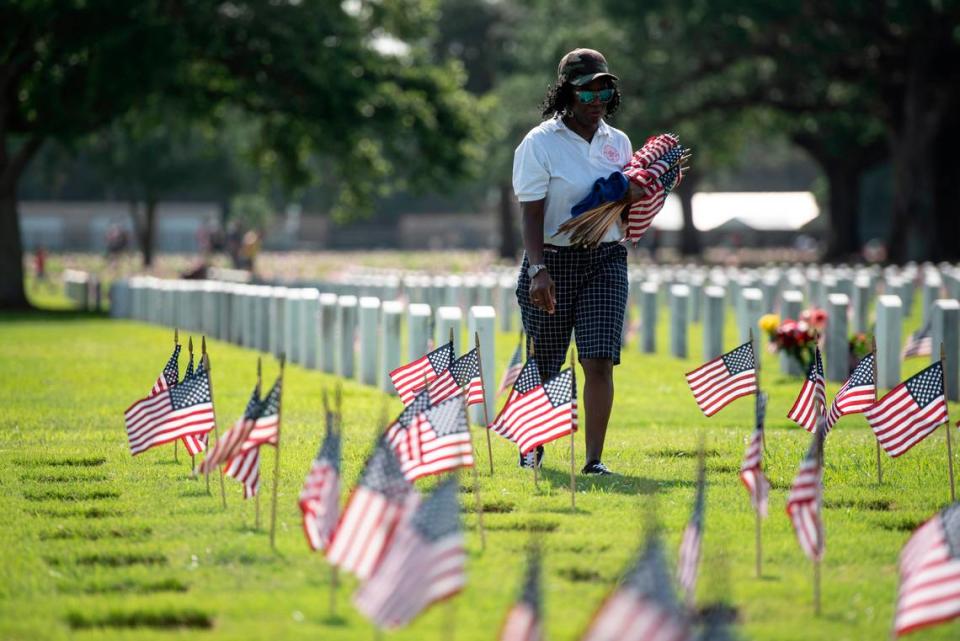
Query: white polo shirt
512 117 632 246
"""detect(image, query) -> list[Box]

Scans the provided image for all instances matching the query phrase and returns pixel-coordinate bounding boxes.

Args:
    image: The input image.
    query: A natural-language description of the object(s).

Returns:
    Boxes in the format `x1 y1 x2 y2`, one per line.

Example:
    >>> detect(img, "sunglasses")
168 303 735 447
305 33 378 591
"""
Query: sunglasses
575 88 615 104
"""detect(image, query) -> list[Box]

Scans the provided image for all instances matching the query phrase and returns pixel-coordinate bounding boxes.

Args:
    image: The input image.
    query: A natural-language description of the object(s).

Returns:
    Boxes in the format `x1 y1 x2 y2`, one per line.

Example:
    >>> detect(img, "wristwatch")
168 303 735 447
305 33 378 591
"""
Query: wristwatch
527 263 548 279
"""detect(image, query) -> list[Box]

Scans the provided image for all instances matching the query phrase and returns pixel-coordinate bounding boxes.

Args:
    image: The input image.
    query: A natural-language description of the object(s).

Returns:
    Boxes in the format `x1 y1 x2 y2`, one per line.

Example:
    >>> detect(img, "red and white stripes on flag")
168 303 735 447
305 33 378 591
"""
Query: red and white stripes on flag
866 361 950 458
124 365 216 456
353 476 465 630
685 341 757 417
498 340 524 397
893 503 960 637
825 352 876 430
327 438 417 580
196 386 260 475
677 456 705 605
902 320 933 360
787 346 825 432
221 379 281 498
390 342 454 404
179 353 207 456
428 348 484 407
225 447 260 498
391 396 475 482
299 413 341 551
786 427 824 562
489 359 577 455
740 393 770 518
580 533 690 641
500 546 543 641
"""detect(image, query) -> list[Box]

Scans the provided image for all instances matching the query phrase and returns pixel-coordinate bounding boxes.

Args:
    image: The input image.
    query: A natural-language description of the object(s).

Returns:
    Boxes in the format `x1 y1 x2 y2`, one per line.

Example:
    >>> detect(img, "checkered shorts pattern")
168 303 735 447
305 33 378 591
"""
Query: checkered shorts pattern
517 242 629 379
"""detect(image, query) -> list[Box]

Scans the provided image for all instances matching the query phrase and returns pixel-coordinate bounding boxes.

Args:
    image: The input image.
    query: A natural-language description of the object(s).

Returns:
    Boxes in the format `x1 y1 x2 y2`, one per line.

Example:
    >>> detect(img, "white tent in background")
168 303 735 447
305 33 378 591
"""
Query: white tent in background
653 192 820 231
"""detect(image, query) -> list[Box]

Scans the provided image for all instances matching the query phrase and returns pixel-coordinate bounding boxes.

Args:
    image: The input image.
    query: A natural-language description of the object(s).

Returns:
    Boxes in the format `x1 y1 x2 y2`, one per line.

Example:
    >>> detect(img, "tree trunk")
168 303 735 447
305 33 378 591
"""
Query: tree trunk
931 102 960 261
822 161 861 262
676 175 701 257
0 134 42 309
498 181 518 260
130 198 157 267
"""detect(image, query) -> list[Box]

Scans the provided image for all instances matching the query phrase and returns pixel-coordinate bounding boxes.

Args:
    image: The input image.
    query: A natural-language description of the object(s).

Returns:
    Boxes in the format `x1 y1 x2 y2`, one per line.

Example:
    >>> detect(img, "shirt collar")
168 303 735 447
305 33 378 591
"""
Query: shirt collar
551 116 611 139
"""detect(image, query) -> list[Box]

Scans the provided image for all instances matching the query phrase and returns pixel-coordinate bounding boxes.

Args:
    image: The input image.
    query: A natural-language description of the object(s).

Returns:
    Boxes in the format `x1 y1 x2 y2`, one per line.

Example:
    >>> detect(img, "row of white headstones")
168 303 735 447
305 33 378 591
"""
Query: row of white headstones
103 260 960 410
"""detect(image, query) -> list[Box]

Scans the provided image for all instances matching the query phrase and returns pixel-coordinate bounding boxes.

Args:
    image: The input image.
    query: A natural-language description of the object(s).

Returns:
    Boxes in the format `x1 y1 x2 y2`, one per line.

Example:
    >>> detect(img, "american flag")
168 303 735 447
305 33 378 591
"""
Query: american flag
150 344 180 395
179 356 207 456
327 437 417 580
224 379 281 498
353 475 465 629
429 348 484 406
623 136 685 243
197 384 260 475
581 531 690 641
125 360 217 456
489 359 577 455
825 352 876 430
500 546 543 641
390 341 454 404
786 427 824 562
787 346 825 433
386 389 433 464
866 361 950 458
902 320 933 359
677 454 706 605
893 503 960 637
299 411 341 551
394 396 475 482
685 342 758 417
740 392 770 517
498 340 524 397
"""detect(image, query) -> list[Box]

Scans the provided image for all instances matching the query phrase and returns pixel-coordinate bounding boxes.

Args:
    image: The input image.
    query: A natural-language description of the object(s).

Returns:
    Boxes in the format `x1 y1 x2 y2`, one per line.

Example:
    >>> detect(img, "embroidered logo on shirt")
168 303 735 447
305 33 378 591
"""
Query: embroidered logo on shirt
602 144 621 163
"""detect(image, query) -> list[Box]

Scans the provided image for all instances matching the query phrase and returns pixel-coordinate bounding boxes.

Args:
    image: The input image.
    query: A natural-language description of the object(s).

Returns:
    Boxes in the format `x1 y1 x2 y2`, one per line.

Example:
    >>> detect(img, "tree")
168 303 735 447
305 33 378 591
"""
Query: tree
0 0 482 308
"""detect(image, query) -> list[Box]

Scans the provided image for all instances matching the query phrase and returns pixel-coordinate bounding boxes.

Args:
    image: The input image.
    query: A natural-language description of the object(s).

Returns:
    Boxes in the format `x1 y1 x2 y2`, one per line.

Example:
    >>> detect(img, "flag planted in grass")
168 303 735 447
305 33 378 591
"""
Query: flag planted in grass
740 393 770 517
825 352 876 430
198 384 260 475
178 349 206 456
327 438 417 580
580 531 690 641
354 475 465 629
787 346 825 433
893 502 960 637
677 453 706 605
500 545 543 641
300 411 341 551
866 361 949 458
489 359 577 455
222 379 281 499
392 396 474 482
498 340 524 397
685 342 758 417
125 351 216 456
429 348 484 406
390 341 454 404
902 319 933 359
786 427 824 562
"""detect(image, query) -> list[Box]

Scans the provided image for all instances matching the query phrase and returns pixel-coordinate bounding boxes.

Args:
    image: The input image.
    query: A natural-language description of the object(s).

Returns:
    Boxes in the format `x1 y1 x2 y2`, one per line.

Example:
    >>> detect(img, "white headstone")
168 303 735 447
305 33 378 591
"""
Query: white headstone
407 303 432 362
851 277 872 334
319 293 339 373
380 301 404 392
670 284 690 358
640 282 658 354
358 296 381 385
301 289 320 369
436 306 463 354
468 306 497 424
703 286 725 360
780 290 805 376
740 288 764 357
932 299 959 401
875 295 902 390
498 276 516 332
336 295 358 378
825 293 850 382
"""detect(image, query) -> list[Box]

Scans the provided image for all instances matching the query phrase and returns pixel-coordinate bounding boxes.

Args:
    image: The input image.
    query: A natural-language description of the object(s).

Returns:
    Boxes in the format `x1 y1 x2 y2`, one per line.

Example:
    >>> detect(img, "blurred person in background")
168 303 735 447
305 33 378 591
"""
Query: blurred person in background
512 48 632 476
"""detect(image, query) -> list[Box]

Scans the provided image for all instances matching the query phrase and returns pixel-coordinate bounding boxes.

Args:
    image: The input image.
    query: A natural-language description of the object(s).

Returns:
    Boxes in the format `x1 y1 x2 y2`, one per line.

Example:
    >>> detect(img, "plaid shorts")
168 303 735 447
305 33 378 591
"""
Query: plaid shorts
516 242 629 379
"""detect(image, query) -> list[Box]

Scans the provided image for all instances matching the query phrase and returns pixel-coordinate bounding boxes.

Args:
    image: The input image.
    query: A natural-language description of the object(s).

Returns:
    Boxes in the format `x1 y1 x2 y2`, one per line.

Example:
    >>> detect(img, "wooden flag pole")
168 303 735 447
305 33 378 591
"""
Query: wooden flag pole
188 337 196 472
174 328 180 464
871 336 882 484
473 332 496 476
814 397 823 616
749 328 767 453
941 343 956 503
201 337 227 509
462 392 486 551
255 357 262 530
270 354 285 550
569 349 577 511
529 338 539 490
321 386 341 621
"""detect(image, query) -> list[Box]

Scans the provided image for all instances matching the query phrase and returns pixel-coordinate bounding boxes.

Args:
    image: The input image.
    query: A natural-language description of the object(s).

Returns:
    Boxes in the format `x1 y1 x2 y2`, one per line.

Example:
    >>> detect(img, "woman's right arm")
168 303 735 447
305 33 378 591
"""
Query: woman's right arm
521 199 556 314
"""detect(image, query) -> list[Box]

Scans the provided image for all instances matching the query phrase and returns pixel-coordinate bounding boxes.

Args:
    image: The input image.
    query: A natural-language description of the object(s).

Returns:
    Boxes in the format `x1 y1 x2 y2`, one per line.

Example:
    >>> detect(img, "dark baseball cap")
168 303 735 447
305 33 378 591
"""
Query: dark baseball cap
557 48 618 86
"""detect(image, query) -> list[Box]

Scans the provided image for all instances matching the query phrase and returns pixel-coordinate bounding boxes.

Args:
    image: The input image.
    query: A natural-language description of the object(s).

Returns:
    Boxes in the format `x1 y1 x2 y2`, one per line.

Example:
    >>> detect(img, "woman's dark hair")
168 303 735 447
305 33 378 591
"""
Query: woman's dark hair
540 78 621 120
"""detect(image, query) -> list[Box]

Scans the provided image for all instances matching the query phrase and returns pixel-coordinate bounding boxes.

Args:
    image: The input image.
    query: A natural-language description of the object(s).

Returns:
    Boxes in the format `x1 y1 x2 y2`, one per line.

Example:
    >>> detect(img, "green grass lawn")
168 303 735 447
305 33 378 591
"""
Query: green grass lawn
1 292 957 641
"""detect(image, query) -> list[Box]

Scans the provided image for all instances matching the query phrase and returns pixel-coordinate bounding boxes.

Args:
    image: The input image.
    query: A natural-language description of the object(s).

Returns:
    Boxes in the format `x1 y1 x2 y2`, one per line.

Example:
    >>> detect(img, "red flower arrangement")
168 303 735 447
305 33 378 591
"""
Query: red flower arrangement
760 308 827 372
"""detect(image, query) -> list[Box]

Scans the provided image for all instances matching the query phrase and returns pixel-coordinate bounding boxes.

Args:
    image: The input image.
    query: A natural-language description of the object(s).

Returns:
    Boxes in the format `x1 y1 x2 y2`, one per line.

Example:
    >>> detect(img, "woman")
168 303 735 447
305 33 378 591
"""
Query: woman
512 48 631 476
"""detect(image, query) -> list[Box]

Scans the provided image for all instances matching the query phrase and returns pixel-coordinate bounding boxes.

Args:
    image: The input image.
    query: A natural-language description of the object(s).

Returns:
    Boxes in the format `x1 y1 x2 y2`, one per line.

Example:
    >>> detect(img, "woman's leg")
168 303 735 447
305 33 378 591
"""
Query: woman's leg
580 357 614 463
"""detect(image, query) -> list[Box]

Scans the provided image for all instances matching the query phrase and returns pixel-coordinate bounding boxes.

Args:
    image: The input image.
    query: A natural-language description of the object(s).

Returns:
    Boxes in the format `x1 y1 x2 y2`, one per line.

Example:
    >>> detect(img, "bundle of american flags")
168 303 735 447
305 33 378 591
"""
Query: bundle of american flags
353 475 465 629
299 409 341 551
124 344 216 456
580 530 690 641
389 341 454 404
685 341 758 417
866 361 949 458
499 545 543 641
557 133 690 247
787 346 825 433
489 358 577 455
786 426 825 562
893 502 960 637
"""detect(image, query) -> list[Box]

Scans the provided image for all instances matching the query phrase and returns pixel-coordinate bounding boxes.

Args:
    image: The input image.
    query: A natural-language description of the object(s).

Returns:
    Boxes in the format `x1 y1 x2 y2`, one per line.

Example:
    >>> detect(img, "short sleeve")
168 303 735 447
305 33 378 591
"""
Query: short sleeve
512 134 550 202
620 132 633 163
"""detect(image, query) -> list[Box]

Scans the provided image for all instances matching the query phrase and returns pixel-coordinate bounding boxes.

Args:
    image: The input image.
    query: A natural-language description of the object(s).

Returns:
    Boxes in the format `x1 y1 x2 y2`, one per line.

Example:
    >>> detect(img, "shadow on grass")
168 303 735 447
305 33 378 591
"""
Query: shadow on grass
537 467 694 495
65 609 212 630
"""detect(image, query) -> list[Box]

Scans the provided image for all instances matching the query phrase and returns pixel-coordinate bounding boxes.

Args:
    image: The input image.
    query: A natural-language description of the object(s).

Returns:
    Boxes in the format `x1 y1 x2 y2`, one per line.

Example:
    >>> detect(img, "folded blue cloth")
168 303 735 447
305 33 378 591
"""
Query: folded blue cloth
570 172 629 217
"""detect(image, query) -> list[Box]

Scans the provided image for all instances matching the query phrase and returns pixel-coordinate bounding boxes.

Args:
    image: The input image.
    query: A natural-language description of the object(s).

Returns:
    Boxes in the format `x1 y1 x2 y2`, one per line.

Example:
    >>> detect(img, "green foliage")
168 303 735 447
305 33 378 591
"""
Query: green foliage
230 193 274 232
